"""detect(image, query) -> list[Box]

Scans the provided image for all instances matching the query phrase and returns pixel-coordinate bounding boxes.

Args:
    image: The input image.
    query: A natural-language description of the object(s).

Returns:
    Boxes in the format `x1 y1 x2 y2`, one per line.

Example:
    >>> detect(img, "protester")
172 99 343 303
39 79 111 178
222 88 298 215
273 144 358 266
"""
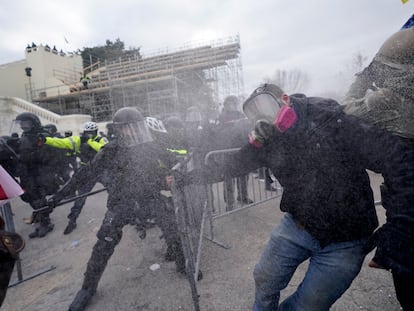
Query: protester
190 83 414 311
343 18 414 310
0 165 25 307
343 18 414 145
0 215 24 307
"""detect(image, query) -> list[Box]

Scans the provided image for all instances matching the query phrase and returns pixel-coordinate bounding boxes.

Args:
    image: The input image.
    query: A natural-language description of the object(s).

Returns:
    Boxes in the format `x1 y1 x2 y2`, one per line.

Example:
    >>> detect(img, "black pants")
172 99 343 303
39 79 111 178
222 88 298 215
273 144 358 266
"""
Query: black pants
0 255 15 307
392 271 414 311
67 182 96 222
80 197 184 292
20 175 55 224
223 175 249 210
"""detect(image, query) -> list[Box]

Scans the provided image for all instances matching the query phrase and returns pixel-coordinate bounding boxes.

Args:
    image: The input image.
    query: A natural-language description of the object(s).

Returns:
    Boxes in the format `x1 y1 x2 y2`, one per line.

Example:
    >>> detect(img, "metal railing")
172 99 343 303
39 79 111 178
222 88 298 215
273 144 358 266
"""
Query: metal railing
171 148 282 310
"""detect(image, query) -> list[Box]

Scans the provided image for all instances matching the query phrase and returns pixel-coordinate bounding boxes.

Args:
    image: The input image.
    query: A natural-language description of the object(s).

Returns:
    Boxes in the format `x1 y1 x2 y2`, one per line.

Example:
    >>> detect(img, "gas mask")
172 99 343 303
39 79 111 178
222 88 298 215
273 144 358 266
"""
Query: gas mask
243 84 297 147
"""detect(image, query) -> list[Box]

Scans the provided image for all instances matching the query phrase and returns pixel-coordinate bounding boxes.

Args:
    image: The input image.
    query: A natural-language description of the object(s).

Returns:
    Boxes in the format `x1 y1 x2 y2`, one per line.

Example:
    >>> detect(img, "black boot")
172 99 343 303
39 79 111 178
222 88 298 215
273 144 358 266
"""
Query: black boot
173 242 186 274
37 222 54 237
164 244 176 262
29 216 54 238
265 184 278 191
64 220 77 235
237 197 254 204
68 288 95 311
29 224 54 238
28 227 40 239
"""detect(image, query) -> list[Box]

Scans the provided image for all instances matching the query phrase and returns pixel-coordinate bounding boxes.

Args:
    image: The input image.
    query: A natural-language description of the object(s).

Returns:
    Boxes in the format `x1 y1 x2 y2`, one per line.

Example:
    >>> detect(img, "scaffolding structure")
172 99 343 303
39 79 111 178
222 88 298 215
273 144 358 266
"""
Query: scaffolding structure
34 35 244 122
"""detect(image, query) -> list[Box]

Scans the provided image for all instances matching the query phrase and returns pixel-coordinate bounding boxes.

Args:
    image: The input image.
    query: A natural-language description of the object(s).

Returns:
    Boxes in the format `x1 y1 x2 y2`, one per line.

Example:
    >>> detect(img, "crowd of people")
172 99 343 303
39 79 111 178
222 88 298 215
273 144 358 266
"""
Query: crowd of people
0 14 413 311
0 100 262 310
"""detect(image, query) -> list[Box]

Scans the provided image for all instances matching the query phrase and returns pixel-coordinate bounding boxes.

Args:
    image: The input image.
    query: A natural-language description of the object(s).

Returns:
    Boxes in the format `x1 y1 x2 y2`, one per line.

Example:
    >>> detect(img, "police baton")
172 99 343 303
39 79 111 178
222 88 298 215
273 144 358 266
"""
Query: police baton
35 188 107 213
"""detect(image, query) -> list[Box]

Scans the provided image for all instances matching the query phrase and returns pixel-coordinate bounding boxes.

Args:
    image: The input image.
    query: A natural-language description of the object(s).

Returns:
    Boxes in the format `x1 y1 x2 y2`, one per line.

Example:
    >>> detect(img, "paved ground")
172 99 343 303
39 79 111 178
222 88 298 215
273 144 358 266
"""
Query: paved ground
2 171 402 311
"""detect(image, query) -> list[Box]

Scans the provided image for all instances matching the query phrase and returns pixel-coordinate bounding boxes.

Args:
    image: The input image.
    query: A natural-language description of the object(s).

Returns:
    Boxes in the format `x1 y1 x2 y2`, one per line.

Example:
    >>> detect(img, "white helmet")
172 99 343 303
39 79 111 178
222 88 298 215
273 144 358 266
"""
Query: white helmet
82 121 98 131
145 117 167 133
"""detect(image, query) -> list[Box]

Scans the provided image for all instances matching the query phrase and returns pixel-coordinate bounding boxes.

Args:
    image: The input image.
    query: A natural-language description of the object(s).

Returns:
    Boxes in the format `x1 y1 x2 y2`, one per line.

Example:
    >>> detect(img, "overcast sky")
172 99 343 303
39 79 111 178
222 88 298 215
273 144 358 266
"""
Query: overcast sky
0 0 412 96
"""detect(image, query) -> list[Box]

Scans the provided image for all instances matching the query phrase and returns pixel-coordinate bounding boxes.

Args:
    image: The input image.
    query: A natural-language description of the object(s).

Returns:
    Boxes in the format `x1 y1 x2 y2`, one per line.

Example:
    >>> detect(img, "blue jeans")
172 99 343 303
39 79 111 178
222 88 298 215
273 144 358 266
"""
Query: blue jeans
253 213 368 311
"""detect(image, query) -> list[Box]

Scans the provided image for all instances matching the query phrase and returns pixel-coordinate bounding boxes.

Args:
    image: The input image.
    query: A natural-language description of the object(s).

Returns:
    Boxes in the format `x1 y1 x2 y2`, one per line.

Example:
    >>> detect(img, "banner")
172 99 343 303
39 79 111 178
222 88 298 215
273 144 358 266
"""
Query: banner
0 165 24 205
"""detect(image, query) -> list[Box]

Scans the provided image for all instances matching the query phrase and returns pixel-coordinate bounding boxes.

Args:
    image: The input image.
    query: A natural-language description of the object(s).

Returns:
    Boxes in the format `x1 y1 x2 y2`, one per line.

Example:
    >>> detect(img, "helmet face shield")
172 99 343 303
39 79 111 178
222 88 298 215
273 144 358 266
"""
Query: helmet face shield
13 112 42 134
10 120 31 135
243 93 283 124
115 120 153 146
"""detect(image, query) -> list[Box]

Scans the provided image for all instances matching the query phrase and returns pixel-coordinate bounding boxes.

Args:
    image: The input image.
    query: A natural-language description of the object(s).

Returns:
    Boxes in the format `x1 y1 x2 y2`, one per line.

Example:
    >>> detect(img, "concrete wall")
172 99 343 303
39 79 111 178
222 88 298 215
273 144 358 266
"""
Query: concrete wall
0 60 27 100
0 96 91 136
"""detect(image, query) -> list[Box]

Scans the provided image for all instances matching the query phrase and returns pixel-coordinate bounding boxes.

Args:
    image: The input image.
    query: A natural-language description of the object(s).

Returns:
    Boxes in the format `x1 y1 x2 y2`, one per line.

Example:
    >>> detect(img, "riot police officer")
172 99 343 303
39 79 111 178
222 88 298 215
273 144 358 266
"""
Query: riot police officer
43 123 73 185
44 121 107 234
12 112 58 238
48 107 185 310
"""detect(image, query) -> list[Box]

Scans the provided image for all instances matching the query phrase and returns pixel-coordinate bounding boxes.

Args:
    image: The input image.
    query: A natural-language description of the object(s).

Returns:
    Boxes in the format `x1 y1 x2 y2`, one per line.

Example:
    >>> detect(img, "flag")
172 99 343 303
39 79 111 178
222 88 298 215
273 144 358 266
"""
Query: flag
0 165 24 205
401 0 409 3
401 14 414 29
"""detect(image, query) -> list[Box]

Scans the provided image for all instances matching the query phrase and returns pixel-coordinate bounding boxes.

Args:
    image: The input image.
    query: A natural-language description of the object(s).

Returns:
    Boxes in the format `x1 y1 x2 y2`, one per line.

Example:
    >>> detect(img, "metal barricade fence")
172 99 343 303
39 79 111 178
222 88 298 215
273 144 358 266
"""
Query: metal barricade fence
171 153 207 311
203 148 282 248
170 148 282 311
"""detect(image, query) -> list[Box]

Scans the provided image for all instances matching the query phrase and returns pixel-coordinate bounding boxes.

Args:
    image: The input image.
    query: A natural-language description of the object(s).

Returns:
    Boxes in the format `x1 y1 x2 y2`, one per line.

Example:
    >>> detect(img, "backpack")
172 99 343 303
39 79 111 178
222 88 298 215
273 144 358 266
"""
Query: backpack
0 216 25 259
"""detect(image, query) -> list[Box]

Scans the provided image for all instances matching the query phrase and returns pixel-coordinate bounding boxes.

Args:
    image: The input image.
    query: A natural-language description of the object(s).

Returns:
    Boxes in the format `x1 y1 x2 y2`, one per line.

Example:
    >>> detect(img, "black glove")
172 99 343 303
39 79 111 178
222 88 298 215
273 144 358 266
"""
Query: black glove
47 192 64 209
80 135 88 144
37 133 46 146
171 169 189 188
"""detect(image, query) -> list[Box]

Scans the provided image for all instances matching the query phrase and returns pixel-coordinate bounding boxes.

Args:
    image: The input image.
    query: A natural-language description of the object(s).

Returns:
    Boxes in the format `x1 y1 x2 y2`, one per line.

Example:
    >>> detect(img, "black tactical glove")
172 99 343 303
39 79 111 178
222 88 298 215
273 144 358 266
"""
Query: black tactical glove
47 192 65 209
37 133 46 146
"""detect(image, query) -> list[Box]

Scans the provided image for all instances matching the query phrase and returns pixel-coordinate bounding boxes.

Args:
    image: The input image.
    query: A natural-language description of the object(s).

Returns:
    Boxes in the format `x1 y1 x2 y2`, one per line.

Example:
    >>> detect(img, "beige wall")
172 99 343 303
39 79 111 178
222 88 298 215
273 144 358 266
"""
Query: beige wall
0 45 83 102
0 60 28 100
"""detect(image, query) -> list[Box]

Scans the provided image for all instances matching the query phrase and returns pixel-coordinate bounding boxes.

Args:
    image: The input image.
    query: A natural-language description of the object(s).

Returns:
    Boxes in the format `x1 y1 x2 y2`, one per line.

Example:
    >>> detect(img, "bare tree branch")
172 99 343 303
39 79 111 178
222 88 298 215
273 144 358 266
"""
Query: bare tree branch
264 69 310 93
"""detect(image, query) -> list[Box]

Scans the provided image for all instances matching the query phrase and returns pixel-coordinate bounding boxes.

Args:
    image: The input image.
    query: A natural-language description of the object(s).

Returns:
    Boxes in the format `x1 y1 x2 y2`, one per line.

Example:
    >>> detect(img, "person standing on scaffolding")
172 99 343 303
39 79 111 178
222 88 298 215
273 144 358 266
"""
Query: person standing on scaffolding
80 73 91 90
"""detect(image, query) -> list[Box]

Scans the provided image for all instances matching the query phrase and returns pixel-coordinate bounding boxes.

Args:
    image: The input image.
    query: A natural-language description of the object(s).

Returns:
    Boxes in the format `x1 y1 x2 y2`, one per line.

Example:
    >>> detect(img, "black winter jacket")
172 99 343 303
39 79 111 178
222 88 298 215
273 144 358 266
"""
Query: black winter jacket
56 140 177 209
205 94 414 276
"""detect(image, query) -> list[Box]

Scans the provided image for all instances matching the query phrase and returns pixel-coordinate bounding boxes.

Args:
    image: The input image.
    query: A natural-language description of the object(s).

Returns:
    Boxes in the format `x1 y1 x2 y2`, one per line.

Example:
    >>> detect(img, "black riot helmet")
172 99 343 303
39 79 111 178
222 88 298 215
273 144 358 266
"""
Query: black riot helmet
111 107 153 146
14 112 42 133
44 124 58 136
163 115 185 140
